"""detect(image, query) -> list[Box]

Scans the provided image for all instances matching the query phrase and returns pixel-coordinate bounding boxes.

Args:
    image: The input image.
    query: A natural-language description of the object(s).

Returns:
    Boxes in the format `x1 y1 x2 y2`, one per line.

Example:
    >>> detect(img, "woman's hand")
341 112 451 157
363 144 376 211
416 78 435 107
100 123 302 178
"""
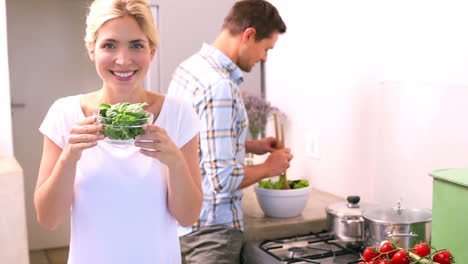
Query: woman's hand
64 116 104 161
134 124 183 166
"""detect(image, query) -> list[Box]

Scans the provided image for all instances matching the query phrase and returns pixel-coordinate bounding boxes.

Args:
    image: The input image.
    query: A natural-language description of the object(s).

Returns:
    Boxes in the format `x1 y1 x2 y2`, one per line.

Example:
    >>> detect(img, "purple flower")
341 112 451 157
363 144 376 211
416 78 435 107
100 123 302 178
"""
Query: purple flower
241 91 279 139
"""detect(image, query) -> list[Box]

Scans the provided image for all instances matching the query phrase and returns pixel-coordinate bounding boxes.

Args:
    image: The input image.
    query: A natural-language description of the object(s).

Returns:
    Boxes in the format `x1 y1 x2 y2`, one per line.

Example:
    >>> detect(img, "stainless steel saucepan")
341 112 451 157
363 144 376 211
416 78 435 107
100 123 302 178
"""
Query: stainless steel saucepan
325 196 372 243
362 202 432 248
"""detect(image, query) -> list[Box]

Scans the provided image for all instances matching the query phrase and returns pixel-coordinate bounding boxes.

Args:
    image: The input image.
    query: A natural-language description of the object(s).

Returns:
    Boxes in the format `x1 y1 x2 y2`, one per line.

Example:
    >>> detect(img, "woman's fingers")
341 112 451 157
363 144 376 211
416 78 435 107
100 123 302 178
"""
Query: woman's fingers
70 124 103 135
135 133 159 141
74 142 99 150
75 115 98 125
68 133 104 144
134 141 158 149
142 124 166 134
71 116 103 135
135 124 166 141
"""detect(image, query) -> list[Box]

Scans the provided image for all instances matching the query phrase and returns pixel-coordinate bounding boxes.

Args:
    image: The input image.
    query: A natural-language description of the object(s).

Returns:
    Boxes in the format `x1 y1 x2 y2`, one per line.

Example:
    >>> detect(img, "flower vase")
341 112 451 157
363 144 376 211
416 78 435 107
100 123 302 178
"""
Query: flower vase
245 152 255 166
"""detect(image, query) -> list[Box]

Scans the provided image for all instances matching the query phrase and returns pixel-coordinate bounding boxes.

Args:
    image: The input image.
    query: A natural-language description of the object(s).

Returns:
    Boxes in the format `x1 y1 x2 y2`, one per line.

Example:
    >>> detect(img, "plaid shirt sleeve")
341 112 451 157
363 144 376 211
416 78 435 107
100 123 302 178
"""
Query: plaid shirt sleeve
196 78 245 193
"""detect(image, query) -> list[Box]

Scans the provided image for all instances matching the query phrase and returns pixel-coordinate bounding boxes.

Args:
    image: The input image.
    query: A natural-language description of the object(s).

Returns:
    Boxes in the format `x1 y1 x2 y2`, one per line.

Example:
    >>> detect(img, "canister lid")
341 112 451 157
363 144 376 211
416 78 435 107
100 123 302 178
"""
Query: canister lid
362 207 432 224
430 168 468 188
326 196 370 217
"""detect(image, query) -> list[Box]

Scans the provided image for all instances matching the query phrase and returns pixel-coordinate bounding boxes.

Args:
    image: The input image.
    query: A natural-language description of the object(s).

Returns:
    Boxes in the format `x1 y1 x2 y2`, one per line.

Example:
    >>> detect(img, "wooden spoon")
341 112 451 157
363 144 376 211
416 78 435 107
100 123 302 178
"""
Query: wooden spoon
274 112 289 189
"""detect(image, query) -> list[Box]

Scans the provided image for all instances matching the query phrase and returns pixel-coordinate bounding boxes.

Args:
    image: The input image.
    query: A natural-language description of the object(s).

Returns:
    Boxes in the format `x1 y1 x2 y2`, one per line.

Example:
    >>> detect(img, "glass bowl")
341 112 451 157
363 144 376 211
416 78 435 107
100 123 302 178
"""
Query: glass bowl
96 112 153 145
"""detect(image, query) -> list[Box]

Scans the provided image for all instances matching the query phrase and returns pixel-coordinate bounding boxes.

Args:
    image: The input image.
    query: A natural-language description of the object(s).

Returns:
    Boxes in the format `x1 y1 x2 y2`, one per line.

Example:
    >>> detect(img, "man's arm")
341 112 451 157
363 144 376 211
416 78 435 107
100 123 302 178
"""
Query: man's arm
245 137 277 154
197 79 245 193
237 148 292 190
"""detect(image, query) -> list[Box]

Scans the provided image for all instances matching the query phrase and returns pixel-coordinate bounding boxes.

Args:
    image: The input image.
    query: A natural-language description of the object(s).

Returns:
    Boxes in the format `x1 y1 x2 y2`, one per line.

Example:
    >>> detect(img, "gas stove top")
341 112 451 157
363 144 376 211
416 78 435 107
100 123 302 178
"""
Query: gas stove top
242 231 364 264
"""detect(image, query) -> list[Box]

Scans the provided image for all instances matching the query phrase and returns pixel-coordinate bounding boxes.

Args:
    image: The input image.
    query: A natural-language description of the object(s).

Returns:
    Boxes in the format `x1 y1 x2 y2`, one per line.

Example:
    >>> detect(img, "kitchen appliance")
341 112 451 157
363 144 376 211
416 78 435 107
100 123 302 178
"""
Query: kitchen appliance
430 168 468 262
325 196 371 243
362 202 432 248
242 231 364 264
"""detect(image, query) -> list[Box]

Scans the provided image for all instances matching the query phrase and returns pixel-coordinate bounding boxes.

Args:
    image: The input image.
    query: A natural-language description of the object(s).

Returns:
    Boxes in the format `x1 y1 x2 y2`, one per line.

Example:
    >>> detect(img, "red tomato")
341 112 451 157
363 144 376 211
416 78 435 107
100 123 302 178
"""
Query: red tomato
357 262 366 264
412 243 431 257
379 242 397 258
362 246 380 261
433 250 453 264
375 259 391 264
392 250 411 264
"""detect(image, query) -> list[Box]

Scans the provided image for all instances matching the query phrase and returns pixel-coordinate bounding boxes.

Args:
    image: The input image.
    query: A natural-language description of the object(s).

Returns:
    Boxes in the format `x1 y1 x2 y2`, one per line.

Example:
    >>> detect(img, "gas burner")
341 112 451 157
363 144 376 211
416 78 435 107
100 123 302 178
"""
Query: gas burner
287 247 307 259
242 230 365 264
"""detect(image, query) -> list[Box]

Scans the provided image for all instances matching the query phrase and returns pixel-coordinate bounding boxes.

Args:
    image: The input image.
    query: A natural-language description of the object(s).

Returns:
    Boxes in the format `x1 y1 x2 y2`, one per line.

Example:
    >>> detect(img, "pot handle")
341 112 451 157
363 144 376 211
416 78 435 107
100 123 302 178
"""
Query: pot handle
341 217 364 225
386 231 418 238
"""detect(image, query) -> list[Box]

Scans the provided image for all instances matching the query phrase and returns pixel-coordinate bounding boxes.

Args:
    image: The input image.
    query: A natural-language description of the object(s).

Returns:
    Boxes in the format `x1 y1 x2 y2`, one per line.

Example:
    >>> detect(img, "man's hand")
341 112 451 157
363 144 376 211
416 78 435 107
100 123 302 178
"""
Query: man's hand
246 136 277 155
264 148 293 177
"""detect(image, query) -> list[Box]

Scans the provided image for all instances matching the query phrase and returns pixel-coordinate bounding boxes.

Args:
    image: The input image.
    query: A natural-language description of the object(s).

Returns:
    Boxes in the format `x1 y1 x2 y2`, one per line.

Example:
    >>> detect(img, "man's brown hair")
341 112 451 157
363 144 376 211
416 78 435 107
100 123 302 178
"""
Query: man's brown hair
223 0 286 41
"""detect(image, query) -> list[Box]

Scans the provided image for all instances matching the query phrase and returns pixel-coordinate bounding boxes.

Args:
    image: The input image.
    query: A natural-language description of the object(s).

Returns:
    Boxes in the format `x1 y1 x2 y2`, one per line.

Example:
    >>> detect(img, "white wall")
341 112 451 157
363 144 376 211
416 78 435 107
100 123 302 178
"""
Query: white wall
0 0 12 157
156 0 262 94
267 1 468 209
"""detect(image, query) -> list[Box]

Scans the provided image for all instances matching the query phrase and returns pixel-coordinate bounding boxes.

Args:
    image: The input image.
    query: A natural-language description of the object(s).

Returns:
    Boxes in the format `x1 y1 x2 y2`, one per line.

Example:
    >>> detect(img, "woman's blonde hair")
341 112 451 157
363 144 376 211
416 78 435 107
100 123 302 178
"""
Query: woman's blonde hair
85 0 159 49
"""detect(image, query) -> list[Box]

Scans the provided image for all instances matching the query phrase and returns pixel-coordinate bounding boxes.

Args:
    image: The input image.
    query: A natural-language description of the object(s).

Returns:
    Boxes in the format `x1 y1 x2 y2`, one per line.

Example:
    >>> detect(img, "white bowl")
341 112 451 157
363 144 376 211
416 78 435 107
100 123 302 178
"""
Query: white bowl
254 184 312 218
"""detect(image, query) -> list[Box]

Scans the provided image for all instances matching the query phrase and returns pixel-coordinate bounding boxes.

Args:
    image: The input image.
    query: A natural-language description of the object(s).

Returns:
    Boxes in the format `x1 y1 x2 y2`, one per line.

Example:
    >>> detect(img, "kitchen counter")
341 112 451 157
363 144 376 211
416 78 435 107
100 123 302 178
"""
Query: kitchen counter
242 185 344 241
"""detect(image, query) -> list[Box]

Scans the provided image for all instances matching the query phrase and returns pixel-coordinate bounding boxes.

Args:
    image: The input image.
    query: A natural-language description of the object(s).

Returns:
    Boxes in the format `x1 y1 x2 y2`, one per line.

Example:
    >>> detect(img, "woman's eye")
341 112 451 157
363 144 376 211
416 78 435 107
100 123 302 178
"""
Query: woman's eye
103 43 115 49
131 43 144 49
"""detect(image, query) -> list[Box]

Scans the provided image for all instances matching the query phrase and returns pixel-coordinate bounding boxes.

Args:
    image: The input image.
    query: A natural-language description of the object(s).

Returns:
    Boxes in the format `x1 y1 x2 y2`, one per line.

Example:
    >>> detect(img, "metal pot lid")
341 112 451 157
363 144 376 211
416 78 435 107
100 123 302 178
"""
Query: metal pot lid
362 207 432 224
326 196 369 217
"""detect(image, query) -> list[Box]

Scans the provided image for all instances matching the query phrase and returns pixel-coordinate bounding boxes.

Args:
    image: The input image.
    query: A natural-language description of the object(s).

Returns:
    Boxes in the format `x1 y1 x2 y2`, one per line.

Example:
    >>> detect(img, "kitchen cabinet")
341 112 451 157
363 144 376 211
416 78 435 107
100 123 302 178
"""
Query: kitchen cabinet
430 168 468 262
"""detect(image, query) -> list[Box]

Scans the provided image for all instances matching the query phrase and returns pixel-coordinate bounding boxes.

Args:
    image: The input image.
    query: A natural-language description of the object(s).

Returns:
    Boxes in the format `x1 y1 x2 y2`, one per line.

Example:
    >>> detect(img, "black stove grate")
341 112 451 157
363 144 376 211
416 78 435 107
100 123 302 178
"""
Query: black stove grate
258 230 364 264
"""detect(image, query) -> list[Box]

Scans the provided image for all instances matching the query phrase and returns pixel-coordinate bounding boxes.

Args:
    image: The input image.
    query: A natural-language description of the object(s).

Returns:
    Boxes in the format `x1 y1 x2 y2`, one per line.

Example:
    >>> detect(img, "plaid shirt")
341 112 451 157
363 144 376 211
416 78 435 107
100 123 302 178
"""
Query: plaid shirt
168 43 248 236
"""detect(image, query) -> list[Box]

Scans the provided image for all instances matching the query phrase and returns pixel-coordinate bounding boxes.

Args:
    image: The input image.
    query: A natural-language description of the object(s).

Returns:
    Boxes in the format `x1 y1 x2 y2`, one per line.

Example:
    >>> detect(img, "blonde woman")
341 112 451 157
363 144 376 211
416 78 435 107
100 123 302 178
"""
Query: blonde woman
34 0 202 263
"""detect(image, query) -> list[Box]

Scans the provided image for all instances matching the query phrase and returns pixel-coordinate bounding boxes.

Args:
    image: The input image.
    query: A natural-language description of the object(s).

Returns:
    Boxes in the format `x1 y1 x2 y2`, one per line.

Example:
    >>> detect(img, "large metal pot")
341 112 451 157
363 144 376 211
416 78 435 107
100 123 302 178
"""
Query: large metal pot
326 196 371 243
363 205 432 248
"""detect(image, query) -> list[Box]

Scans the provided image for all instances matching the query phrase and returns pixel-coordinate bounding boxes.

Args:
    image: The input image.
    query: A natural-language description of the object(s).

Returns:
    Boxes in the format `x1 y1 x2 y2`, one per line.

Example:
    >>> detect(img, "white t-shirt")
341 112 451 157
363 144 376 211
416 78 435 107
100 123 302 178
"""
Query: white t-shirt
39 95 200 264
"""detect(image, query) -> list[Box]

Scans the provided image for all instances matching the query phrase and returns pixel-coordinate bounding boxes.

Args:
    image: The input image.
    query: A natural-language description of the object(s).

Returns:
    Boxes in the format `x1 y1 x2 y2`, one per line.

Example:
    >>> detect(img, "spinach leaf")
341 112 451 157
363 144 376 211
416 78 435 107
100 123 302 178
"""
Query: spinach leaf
98 102 150 140
258 179 309 189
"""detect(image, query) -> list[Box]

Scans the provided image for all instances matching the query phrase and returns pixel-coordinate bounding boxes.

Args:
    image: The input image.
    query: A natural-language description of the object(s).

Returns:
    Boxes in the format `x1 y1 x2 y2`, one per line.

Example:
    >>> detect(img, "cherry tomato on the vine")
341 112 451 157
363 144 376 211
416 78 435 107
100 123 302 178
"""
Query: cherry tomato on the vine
379 242 397 258
412 242 431 257
433 250 453 264
362 246 380 261
375 259 392 264
392 250 411 264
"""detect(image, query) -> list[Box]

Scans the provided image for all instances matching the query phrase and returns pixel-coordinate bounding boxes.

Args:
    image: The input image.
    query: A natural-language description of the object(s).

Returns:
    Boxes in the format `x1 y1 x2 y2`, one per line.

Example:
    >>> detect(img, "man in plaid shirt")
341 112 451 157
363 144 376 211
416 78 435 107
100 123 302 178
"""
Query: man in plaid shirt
168 1 292 263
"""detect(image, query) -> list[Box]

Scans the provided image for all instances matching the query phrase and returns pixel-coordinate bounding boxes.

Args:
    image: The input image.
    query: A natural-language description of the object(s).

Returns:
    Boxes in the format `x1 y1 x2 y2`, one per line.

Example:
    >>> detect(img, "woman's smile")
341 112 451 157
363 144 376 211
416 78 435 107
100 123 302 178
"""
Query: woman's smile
111 70 139 81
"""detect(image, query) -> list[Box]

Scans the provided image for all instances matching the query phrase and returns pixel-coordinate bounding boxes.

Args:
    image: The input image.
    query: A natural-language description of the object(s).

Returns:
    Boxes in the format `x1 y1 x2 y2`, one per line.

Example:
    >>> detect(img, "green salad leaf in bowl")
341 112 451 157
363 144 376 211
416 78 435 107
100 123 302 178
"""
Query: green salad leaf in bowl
98 102 152 141
258 178 309 190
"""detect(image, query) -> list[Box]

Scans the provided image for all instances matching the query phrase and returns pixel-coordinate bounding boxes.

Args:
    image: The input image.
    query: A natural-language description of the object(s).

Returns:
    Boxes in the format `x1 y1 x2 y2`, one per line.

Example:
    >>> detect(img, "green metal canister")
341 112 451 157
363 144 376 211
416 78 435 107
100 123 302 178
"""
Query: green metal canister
430 168 468 262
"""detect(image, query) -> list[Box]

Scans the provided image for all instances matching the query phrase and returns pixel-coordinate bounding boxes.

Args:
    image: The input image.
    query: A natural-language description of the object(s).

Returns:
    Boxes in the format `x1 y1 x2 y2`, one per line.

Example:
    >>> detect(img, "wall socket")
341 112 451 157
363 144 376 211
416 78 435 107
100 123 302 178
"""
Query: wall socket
306 135 320 159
